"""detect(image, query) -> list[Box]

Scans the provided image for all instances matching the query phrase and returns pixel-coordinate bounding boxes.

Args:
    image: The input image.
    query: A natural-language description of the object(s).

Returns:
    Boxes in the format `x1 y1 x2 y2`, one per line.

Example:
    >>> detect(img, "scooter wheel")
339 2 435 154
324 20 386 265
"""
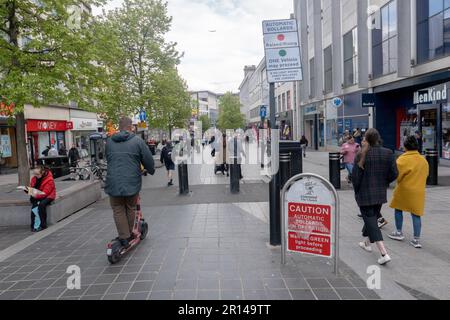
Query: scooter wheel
140 221 149 240
108 254 121 265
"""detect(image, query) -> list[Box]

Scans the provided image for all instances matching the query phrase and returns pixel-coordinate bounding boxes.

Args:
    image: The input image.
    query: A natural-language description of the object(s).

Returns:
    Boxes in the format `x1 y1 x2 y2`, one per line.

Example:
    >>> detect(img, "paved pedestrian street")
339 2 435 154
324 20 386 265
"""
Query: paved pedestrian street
0 148 449 300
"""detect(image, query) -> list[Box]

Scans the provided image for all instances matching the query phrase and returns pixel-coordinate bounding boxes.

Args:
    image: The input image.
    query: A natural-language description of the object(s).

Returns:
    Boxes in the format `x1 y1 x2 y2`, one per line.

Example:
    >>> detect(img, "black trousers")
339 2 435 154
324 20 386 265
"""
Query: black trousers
360 204 384 243
31 198 53 229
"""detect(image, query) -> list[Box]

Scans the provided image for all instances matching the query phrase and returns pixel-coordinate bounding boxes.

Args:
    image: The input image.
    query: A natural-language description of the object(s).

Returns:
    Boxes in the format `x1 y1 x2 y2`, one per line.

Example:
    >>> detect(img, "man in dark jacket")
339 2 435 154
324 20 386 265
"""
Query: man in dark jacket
68 145 80 168
105 117 155 248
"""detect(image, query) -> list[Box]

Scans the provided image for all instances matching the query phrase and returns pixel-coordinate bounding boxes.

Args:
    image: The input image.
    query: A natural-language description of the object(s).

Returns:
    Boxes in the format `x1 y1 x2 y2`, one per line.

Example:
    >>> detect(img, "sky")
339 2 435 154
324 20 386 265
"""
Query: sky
93 0 294 94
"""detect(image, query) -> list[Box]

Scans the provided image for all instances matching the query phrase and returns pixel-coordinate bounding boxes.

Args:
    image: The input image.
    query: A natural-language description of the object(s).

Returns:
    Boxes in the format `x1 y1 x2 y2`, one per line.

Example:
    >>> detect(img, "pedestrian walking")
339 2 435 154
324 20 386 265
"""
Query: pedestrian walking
68 145 80 168
340 135 360 183
27 166 56 232
161 140 176 186
352 128 398 265
300 135 308 158
105 117 155 248
389 136 429 249
214 133 229 176
354 128 362 145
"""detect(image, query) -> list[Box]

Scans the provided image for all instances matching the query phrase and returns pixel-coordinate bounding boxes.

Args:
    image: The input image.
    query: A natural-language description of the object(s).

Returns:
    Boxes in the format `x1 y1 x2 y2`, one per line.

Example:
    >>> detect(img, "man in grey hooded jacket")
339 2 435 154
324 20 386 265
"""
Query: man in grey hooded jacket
105 117 155 247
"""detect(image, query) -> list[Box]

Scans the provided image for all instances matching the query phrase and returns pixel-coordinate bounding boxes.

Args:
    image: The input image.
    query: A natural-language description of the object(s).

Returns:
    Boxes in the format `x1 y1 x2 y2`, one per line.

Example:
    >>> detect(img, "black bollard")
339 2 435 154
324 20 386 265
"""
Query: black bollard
178 162 189 195
329 153 341 190
230 156 240 194
279 153 291 190
426 149 439 186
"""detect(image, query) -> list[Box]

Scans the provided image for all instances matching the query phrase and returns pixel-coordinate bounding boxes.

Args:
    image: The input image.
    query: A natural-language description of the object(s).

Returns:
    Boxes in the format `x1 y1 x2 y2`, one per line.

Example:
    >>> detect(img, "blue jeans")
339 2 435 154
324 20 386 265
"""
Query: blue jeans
395 210 422 239
345 163 354 178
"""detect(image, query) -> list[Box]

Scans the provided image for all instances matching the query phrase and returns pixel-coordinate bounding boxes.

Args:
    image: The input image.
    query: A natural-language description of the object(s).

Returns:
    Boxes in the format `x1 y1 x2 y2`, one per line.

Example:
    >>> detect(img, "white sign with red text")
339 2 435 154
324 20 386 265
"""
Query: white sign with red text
284 176 335 258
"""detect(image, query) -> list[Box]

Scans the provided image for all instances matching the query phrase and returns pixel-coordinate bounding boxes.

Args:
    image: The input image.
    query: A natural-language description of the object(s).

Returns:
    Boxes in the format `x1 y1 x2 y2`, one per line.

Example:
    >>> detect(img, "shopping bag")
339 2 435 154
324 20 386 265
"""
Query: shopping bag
32 206 41 230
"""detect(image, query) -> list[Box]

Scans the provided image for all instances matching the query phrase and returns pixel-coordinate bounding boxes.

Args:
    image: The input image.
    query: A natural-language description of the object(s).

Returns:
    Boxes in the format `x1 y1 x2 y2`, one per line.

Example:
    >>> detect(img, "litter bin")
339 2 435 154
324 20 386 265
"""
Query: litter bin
329 153 341 190
426 149 439 186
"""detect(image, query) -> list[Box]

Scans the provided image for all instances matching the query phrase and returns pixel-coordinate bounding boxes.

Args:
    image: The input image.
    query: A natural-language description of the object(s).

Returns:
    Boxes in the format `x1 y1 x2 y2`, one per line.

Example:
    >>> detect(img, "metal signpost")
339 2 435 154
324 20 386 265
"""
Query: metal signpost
281 173 340 275
263 18 303 246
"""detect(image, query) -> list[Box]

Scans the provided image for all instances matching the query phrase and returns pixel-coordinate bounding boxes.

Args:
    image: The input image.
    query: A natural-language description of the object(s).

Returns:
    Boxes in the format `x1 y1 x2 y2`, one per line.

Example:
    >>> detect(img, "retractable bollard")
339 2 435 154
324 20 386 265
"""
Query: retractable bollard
279 153 291 189
178 161 189 195
230 156 240 194
329 153 341 190
426 149 439 186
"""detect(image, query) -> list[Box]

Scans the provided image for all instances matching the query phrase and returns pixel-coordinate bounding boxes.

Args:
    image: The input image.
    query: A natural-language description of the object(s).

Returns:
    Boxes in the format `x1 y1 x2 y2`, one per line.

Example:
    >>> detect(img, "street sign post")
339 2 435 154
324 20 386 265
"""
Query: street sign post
281 173 340 275
263 18 303 246
262 19 303 83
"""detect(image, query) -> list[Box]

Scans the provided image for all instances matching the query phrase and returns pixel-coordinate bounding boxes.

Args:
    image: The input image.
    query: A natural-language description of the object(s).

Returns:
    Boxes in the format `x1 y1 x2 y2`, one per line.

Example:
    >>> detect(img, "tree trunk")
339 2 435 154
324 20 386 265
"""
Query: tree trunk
15 112 30 186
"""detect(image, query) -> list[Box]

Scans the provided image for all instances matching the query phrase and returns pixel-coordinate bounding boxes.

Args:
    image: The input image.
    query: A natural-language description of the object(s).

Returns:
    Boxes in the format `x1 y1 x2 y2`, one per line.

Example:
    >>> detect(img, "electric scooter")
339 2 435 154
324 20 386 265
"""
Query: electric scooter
106 196 149 264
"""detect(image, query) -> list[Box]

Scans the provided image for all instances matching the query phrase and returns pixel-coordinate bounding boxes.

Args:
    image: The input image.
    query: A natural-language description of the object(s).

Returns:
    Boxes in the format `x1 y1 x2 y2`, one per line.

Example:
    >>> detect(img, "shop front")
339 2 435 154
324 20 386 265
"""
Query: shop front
303 104 324 150
375 75 450 164
0 117 18 169
276 110 294 141
70 117 99 157
26 119 73 167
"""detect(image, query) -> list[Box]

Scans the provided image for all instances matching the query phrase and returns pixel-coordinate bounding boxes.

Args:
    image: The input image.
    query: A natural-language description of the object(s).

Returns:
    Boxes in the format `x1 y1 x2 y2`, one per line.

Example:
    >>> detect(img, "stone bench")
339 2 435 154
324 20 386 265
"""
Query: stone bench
0 181 101 227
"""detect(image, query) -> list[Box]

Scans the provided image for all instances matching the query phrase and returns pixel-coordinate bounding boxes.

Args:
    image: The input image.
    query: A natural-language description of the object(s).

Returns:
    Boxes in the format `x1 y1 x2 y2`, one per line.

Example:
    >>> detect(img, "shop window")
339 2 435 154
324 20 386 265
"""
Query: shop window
287 91 291 110
442 104 450 159
417 0 450 63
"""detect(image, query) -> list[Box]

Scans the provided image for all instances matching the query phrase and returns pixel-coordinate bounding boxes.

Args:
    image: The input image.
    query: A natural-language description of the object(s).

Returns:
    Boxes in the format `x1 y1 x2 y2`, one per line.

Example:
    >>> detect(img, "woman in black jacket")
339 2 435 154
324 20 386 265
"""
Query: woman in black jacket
160 140 175 186
352 128 398 266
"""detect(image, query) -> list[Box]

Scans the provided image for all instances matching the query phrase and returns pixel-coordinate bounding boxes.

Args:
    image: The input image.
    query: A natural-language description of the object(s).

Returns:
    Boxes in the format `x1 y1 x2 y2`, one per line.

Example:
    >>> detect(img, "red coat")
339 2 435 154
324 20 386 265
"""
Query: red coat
30 171 57 200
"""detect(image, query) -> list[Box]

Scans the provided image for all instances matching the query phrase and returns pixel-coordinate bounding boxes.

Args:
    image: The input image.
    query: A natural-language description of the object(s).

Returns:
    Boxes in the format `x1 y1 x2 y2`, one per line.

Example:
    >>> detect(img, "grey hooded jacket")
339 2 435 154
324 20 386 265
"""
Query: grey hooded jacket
105 131 155 197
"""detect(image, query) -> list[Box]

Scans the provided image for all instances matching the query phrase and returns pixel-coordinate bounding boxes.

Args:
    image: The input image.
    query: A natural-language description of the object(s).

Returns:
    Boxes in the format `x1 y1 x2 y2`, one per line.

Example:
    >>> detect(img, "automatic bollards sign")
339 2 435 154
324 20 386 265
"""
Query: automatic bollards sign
262 19 303 83
281 174 340 274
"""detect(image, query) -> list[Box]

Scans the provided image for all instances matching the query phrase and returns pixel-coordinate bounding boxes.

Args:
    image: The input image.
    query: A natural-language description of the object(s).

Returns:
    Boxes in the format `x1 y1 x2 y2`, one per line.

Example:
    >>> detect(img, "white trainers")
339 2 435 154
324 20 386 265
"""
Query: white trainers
378 254 392 265
359 242 373 253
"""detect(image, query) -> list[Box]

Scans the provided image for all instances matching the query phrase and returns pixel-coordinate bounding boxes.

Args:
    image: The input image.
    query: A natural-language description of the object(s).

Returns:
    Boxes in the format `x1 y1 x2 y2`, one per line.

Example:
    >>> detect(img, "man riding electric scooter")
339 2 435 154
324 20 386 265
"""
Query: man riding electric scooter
105 117 155 250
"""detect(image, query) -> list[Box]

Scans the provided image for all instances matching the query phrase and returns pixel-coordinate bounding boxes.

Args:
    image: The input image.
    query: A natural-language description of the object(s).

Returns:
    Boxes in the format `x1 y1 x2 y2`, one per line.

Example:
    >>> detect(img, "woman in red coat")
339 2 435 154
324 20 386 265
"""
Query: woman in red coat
29 166 56 232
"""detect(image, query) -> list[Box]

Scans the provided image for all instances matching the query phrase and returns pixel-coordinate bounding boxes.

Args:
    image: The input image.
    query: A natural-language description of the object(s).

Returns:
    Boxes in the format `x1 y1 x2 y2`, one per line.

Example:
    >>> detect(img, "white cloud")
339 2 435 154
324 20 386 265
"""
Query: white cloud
94 0 294 93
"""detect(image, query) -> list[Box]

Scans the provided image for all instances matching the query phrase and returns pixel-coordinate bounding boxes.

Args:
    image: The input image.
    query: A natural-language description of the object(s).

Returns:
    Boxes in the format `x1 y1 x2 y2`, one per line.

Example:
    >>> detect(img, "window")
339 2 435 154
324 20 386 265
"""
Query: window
372 0 398 77
282 93 286 111
278 95 282 113
417 0 450 63
309 58 315 97
287 91 291 110
343 28 358 87
324 46 333 93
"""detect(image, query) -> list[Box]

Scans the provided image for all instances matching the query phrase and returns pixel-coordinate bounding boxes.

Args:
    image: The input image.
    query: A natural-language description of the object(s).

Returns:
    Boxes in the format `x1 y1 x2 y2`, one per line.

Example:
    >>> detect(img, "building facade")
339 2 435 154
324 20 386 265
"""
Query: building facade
239 59 270 131
275 82 298 140
190 91 220 126
294 0 450 164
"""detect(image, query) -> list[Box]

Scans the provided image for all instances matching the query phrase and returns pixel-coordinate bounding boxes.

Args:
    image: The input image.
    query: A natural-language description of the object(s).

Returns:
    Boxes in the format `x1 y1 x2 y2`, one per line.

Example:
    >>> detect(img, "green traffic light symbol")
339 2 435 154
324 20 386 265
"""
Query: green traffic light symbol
279 49 287 57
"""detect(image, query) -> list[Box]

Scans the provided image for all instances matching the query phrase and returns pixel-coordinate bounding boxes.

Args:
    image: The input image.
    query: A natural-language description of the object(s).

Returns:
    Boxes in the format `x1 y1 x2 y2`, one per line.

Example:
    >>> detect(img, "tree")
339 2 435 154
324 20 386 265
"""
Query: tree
0 0 106 185
199 115 211 133
148 68 191 137
217 92 245 131
100 0 181 119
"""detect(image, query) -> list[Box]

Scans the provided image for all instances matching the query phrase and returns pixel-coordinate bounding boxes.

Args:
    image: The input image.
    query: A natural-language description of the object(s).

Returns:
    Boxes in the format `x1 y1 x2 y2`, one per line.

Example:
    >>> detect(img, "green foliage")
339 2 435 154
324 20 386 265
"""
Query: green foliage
0 0 107 112
148 68 191 131
217 92 245 131
94 0 182 125
199 114 211 132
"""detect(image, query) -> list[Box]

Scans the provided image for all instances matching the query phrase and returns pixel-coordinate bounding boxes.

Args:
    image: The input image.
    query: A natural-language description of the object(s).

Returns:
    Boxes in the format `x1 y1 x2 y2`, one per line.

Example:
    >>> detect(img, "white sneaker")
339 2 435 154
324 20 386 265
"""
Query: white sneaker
378 254 392 265
359 242 373 253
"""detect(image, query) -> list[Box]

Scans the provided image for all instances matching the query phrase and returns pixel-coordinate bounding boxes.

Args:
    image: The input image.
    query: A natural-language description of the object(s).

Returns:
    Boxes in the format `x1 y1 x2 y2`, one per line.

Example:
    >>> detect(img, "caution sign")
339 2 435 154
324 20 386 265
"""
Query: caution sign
282 174 339 263
288 203 331 235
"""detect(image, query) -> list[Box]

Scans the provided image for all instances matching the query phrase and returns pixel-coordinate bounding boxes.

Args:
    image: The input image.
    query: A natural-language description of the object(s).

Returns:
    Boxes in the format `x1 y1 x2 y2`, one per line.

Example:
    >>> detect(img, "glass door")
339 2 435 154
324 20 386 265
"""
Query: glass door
420 107 438 151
